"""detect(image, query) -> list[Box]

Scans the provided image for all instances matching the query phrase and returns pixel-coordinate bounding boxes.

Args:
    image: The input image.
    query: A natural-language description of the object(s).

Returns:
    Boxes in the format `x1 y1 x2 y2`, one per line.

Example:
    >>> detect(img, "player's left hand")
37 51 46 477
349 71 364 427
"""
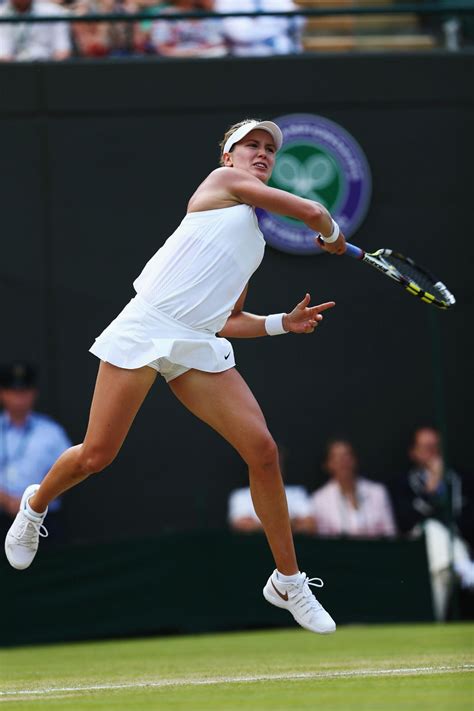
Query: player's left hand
282 294 335 334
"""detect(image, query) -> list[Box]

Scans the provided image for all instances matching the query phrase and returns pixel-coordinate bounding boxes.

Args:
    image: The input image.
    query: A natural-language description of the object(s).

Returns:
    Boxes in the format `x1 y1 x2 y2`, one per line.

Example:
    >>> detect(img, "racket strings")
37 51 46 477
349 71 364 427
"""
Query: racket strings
382 253 441 296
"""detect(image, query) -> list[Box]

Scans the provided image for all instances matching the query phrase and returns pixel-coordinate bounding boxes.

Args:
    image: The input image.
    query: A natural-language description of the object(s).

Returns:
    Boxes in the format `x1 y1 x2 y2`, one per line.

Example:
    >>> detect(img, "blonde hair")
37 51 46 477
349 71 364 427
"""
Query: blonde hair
219 118 263 166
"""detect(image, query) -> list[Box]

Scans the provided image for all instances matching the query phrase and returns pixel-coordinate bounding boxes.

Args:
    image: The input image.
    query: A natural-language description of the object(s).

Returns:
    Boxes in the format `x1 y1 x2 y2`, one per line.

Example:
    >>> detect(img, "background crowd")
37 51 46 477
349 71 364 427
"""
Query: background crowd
228 431 474 620
1 359 473 621
1 0 473 62
0 0 303 61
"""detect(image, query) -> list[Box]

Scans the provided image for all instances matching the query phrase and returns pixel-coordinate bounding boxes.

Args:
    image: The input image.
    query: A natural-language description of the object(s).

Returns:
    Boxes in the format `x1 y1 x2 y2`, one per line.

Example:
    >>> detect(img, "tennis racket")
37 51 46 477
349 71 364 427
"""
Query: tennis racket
345 243 456 309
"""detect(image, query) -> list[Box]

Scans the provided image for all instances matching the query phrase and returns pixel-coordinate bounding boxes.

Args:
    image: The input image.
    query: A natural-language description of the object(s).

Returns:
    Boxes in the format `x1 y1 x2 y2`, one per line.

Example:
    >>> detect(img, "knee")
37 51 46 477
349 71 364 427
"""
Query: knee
77 444 117 476
245 432 279 472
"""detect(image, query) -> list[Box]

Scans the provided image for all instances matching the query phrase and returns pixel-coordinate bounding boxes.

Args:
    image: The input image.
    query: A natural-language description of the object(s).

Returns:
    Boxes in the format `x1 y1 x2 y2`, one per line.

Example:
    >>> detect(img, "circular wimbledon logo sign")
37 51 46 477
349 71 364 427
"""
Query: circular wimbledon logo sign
257 113 372 255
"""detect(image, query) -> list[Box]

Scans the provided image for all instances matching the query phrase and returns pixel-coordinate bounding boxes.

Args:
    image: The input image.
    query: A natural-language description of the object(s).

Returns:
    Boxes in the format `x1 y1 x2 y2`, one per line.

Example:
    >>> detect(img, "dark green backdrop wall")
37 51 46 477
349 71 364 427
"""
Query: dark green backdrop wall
0 53 472 542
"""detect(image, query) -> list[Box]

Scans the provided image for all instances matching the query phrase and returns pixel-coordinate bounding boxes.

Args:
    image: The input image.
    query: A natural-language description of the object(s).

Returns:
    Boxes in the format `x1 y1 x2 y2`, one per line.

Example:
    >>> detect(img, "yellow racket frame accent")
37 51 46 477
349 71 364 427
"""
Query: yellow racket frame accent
406 281 447 309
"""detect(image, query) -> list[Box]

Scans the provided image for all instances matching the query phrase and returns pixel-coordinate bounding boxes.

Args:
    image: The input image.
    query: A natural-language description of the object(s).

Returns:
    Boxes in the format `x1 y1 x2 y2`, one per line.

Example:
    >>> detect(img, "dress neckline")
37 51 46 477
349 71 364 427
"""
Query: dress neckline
185 203 250 217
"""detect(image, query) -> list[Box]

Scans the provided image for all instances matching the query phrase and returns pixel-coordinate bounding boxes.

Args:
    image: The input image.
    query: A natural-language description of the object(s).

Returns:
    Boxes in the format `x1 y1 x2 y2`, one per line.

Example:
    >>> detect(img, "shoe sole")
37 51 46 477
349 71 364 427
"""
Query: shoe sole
4 539 32 570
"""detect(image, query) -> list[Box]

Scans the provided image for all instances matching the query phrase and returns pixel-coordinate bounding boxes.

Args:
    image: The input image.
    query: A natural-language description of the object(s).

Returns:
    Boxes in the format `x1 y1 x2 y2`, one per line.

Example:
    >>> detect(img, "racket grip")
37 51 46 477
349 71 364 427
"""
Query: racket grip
345 242 365 260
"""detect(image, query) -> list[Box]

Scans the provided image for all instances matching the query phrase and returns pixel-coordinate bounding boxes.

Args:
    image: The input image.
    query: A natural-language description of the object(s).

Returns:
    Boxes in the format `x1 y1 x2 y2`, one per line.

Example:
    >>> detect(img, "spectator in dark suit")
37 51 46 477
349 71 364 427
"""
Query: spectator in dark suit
389 426 474 619
389 426 473 547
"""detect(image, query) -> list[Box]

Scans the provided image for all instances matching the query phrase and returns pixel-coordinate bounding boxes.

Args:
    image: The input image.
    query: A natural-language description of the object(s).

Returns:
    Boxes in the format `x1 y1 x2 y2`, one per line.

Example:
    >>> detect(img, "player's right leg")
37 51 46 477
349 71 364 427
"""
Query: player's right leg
4 361 157 570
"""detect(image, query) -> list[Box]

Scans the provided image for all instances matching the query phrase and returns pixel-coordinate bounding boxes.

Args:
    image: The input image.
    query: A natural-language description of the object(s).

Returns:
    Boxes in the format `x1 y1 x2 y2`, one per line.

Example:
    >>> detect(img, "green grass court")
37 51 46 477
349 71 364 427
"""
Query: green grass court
1 623 472 710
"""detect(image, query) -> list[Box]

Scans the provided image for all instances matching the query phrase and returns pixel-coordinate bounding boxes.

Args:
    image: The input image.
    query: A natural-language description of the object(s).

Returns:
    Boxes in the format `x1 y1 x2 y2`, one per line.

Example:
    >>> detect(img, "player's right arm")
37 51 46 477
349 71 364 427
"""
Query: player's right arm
218 167 346 255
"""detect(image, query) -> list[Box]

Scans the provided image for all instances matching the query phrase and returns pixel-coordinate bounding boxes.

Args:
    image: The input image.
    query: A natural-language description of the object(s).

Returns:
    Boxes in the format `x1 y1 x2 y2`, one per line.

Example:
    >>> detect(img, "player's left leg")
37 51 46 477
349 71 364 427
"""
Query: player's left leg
170 366 298 574
169 367 336 634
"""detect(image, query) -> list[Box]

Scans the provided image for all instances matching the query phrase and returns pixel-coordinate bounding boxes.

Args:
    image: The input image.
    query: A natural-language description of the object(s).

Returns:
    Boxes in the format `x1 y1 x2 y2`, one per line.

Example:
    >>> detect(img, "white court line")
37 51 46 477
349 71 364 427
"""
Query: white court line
1 664 473 700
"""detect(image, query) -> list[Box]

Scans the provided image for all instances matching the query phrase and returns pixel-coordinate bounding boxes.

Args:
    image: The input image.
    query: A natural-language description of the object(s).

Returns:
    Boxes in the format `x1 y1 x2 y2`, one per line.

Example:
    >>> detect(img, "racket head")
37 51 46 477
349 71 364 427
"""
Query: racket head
370 249 456 309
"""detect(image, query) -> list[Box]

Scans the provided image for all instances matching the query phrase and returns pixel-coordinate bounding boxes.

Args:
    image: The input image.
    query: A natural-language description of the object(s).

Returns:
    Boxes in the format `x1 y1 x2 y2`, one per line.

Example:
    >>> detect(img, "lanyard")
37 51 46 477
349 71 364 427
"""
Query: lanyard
336 482 368 535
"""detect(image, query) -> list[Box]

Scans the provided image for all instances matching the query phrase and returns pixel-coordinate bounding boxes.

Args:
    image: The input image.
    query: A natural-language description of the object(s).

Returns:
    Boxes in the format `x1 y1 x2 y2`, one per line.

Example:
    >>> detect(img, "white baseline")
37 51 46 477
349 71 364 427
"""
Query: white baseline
1 664 473 700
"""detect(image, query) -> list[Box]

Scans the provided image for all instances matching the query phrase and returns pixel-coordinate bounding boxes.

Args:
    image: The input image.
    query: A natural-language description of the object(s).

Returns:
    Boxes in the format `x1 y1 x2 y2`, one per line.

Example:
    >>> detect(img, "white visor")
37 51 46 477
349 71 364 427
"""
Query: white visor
223 120 283 155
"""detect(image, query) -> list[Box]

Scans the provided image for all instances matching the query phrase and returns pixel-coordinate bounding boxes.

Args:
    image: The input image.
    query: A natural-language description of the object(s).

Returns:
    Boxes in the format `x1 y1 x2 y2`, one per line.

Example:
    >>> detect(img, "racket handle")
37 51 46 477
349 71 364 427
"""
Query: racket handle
345 242 365 260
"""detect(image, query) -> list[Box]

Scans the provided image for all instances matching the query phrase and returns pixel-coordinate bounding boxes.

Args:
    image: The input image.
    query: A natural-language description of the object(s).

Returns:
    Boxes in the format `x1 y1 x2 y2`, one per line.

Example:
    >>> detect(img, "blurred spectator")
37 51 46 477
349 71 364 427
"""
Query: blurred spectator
389 426 474 619
0 362 71 538
389 426 473 544
73 0 133 57
214 0 303 57
127 0 168 55
310 439 396 538
151 0 226 57
0 0 71 61
228 445 314 534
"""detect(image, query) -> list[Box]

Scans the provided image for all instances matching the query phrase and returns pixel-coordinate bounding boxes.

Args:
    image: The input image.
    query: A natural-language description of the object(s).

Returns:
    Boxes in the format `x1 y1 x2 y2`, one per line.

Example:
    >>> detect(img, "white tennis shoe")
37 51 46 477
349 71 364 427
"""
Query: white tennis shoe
263 570 336 634
4 485 48 570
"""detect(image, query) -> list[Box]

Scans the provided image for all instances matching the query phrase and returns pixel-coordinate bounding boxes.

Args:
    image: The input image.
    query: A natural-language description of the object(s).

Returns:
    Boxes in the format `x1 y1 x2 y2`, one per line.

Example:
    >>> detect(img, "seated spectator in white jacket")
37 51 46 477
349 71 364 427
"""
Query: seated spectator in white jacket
214 0 303 57
228 445 314 533
0 0 71 61
310 439 396 538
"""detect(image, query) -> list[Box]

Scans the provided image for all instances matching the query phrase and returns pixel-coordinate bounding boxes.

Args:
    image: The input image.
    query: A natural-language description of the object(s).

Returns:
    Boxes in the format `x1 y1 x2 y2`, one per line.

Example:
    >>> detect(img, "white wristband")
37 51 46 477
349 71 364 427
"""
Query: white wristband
265 313 287 336
321 219 340 244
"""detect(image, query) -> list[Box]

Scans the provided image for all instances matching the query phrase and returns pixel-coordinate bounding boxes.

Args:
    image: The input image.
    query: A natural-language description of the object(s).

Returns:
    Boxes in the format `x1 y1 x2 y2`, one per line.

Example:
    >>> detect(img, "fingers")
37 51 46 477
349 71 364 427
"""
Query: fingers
298 297 336 314
297 293 311 309
316 235 346 255
302 313 323 333
288 297 335 334
307 315 322 330
304 302 336 316
314 301 336 313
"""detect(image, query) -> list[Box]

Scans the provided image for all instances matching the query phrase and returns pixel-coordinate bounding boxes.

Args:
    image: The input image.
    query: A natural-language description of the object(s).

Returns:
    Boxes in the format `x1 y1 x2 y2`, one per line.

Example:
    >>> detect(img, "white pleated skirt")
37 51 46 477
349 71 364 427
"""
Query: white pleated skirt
89 295 235 379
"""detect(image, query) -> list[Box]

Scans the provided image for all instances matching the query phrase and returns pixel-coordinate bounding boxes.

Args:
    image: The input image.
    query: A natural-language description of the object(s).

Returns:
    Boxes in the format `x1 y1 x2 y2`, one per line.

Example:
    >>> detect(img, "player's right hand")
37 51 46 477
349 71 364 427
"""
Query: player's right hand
316 233 347 255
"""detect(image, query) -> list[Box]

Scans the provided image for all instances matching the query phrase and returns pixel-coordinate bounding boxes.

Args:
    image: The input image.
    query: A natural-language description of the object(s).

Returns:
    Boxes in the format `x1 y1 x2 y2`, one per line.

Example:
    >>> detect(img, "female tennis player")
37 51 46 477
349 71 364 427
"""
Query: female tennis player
5 119 346 634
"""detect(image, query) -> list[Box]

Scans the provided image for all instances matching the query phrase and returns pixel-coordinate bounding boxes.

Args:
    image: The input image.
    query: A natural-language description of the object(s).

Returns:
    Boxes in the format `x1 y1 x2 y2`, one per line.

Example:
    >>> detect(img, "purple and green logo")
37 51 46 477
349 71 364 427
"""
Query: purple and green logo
257 113 372 255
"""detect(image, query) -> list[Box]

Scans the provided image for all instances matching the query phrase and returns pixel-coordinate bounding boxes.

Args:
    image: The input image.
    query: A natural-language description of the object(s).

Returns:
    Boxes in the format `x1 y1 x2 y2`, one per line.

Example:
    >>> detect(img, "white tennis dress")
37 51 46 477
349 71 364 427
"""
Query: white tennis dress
89 204 266 381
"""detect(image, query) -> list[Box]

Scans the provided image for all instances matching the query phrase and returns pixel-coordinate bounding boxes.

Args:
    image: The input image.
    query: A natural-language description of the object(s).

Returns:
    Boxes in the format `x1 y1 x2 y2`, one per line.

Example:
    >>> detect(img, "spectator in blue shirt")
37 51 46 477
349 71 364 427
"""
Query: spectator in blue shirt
0 362 71 537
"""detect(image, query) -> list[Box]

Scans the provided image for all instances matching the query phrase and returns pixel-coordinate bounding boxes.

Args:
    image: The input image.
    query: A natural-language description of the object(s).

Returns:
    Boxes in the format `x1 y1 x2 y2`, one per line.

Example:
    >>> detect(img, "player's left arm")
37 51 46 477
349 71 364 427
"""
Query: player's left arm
218 286 336 338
